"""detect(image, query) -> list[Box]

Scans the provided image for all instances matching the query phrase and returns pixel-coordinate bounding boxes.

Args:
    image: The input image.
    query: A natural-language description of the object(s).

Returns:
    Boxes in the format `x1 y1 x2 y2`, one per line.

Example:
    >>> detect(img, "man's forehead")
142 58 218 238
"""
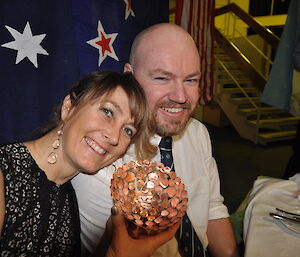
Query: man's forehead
147 69 201 77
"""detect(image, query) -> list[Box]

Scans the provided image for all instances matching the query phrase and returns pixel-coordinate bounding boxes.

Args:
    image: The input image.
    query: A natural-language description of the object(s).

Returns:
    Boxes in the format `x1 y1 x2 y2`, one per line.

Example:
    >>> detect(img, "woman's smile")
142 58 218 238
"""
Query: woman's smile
84 136 107 155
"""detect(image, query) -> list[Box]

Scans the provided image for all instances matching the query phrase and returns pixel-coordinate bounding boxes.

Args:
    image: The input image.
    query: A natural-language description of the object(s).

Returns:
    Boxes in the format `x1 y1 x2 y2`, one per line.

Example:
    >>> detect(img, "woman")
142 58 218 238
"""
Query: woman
0 70 178 257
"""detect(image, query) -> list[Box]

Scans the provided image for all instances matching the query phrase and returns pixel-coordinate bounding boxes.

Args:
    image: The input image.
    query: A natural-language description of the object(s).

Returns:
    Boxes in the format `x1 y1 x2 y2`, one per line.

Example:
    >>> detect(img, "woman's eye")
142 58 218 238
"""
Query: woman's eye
123 127 135 138
101 108 113 117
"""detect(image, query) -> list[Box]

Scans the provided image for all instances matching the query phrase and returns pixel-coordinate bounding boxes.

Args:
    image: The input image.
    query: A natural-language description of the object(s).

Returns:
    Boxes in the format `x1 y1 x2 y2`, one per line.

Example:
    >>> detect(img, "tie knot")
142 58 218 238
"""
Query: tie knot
159 136 172 150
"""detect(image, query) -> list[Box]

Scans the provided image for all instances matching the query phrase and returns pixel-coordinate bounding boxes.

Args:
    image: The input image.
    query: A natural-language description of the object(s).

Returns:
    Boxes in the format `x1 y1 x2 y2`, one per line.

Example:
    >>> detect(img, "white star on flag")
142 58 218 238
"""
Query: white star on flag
1 22 49 68
86 20 119 67
124 0 135 20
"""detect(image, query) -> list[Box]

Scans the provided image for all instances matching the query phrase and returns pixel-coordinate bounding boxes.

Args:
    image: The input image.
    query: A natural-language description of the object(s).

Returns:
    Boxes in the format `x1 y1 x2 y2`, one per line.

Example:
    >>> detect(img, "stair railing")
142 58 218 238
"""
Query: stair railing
214 3 280 142
215 3 280 49
215 54 261 143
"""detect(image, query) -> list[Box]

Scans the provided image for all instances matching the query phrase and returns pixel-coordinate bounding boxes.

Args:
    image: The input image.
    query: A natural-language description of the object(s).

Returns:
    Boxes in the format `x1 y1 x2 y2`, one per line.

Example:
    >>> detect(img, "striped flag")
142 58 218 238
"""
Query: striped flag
175 0 215 105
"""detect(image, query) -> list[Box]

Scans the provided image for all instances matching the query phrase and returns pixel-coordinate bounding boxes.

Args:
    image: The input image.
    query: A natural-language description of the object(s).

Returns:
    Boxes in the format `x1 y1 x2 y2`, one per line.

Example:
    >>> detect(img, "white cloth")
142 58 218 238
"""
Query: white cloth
71 118 229 254
243 177 300 257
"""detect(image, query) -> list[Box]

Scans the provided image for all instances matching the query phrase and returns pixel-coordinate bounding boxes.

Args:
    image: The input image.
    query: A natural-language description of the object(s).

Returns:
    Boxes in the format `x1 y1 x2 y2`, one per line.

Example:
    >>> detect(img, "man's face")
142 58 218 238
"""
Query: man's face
126 43 200 137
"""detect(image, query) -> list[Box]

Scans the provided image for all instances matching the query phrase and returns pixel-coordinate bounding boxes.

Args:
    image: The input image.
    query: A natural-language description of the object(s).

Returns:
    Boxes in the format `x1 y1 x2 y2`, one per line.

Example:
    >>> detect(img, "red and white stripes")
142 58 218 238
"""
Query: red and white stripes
176 0 215 105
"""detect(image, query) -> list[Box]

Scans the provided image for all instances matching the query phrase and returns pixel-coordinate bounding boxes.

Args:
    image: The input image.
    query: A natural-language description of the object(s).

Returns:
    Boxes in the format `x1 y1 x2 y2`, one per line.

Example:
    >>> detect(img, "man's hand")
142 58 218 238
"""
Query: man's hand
106 206 181 257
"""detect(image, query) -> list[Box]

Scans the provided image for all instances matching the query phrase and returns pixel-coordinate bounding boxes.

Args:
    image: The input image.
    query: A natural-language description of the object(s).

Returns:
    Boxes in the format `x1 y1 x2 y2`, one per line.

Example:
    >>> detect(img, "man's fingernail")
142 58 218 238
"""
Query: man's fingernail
111 206 120 216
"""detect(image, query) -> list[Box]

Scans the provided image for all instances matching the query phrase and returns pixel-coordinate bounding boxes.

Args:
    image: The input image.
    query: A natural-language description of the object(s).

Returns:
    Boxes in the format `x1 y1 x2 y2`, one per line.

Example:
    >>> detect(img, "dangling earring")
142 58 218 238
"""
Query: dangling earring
112 162 117 172
47 129 63 164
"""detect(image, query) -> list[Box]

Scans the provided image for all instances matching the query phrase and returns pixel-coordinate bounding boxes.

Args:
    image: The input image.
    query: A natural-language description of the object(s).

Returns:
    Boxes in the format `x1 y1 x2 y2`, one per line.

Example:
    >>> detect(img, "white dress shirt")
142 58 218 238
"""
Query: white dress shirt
72 118 229 254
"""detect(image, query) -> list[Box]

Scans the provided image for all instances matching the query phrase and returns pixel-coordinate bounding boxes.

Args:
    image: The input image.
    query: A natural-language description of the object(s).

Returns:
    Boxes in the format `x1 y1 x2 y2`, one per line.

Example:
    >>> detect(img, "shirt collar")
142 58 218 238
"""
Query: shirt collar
151 134 162 146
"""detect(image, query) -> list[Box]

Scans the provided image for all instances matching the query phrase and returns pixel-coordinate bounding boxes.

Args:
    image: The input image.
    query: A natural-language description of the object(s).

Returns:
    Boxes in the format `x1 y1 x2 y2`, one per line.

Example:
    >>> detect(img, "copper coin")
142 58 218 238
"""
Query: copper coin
135 219 143 226
122 163 129 171
181 190 188 198
148 172 158 181
168 209 178 218
161 209 169 217
163 167 171 173
169 179 175 187
117 180 124 189
145 220 155 227
147 215 155 221
154 185 163 192
123 187 129 196
171 197 180 208
161 199 169 209
128 161 135 168
175 177 181 184
166 186 176 198
128 182 135 191
136 160 143 166
140 209 148 218
126 214 134 220
126 172 135 182
147 181 155 189
149 208 158 216
159 178 169 188
169 171 176 179
154 217 163 224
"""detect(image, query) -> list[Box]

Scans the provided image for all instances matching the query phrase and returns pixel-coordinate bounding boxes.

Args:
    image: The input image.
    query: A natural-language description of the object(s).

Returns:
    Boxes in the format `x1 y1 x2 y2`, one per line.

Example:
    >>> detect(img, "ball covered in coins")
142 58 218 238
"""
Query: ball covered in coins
110 160 188 231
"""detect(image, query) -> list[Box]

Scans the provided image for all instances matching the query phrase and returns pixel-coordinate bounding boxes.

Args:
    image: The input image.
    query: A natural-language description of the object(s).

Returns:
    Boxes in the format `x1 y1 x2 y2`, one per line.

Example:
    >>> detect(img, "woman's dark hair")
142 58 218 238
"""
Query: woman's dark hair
42 70 155 159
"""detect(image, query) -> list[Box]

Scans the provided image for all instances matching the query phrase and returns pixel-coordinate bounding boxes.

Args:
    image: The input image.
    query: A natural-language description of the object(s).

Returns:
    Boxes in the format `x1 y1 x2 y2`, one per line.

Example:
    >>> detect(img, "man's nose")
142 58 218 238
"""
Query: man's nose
169 82 187 104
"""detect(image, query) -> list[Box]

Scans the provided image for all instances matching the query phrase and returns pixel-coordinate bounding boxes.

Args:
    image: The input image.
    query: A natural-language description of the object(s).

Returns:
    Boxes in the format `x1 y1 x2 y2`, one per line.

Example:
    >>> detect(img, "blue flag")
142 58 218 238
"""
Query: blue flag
0 0 168 144
261 0 300 112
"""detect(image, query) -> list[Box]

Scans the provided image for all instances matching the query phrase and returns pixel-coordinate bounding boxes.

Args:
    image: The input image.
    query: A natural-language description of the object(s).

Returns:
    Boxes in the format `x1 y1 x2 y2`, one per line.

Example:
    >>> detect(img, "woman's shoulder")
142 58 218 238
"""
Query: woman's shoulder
0 143 29 158
0 143 33 174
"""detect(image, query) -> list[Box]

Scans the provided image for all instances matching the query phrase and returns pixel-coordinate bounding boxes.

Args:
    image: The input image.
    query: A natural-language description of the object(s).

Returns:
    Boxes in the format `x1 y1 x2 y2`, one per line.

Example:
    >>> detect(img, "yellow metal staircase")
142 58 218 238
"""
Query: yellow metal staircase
213 3 299 144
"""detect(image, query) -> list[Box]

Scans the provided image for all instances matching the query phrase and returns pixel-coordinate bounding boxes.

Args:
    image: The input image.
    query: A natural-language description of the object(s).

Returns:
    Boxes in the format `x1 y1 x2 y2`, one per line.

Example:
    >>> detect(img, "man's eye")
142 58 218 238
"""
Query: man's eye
123 127 135 138
186 78 199 83
155 77 167 81
101 108 113 117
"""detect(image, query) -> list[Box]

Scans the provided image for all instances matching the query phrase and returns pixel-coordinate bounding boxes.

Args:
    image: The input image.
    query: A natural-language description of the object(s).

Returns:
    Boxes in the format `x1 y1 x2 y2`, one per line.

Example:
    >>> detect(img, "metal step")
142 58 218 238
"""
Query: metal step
215 67 246 74
258 130 296 139
223 87 259 94
230 96 259 104
217 73 248 79
218 77 252 84
239 106 280 114
248 116 300 126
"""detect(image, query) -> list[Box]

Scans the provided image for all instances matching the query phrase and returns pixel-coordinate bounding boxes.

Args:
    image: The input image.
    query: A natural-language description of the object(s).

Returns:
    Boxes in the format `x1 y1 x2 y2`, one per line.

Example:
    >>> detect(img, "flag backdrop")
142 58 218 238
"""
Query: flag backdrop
175 0 215 105
0 0 169 144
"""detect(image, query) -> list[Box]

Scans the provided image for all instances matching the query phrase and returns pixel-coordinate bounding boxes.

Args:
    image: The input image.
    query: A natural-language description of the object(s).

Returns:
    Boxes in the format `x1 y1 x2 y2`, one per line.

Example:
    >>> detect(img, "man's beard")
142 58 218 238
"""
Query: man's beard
150 102 196 137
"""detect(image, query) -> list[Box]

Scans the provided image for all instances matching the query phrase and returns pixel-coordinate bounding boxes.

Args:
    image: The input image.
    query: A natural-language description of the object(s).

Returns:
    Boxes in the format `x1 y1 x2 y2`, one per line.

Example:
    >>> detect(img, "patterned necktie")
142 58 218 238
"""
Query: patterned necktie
159 137 205 257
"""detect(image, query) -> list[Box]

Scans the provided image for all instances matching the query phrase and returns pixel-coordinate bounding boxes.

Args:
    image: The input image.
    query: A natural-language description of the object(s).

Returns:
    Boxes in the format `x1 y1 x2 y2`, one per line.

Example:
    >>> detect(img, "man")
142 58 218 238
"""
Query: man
72 23 239 257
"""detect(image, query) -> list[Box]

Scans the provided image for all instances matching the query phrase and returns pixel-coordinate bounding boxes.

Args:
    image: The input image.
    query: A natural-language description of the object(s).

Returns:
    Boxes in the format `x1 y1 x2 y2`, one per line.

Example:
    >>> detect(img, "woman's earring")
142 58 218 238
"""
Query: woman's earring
112 162 117 172
47 129 63 164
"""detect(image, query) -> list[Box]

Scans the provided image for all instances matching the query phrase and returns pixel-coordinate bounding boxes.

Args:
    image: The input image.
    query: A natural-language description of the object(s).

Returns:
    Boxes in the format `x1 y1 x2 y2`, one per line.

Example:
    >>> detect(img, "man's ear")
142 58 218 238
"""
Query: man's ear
61 95 73 121
124 63 133 72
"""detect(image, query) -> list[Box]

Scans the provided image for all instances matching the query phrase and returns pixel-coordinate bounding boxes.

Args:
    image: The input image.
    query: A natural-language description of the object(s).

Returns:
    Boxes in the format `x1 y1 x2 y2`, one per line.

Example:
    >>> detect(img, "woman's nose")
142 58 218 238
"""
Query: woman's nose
104 127 120 146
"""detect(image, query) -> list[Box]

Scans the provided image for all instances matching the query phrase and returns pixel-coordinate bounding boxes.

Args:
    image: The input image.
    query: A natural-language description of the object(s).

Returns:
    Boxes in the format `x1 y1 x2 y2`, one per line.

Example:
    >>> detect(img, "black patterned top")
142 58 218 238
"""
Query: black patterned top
0 143 81 256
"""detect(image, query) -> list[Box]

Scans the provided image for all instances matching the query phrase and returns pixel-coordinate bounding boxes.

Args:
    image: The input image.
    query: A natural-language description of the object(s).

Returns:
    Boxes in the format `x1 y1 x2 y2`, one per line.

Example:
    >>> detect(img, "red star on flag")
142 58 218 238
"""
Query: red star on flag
124 0 135 20
87 20 119 67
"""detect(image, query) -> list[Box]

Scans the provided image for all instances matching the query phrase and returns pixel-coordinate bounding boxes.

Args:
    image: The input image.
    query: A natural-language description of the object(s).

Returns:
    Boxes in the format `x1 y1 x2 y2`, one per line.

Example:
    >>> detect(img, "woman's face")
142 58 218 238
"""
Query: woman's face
61 86 137 174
